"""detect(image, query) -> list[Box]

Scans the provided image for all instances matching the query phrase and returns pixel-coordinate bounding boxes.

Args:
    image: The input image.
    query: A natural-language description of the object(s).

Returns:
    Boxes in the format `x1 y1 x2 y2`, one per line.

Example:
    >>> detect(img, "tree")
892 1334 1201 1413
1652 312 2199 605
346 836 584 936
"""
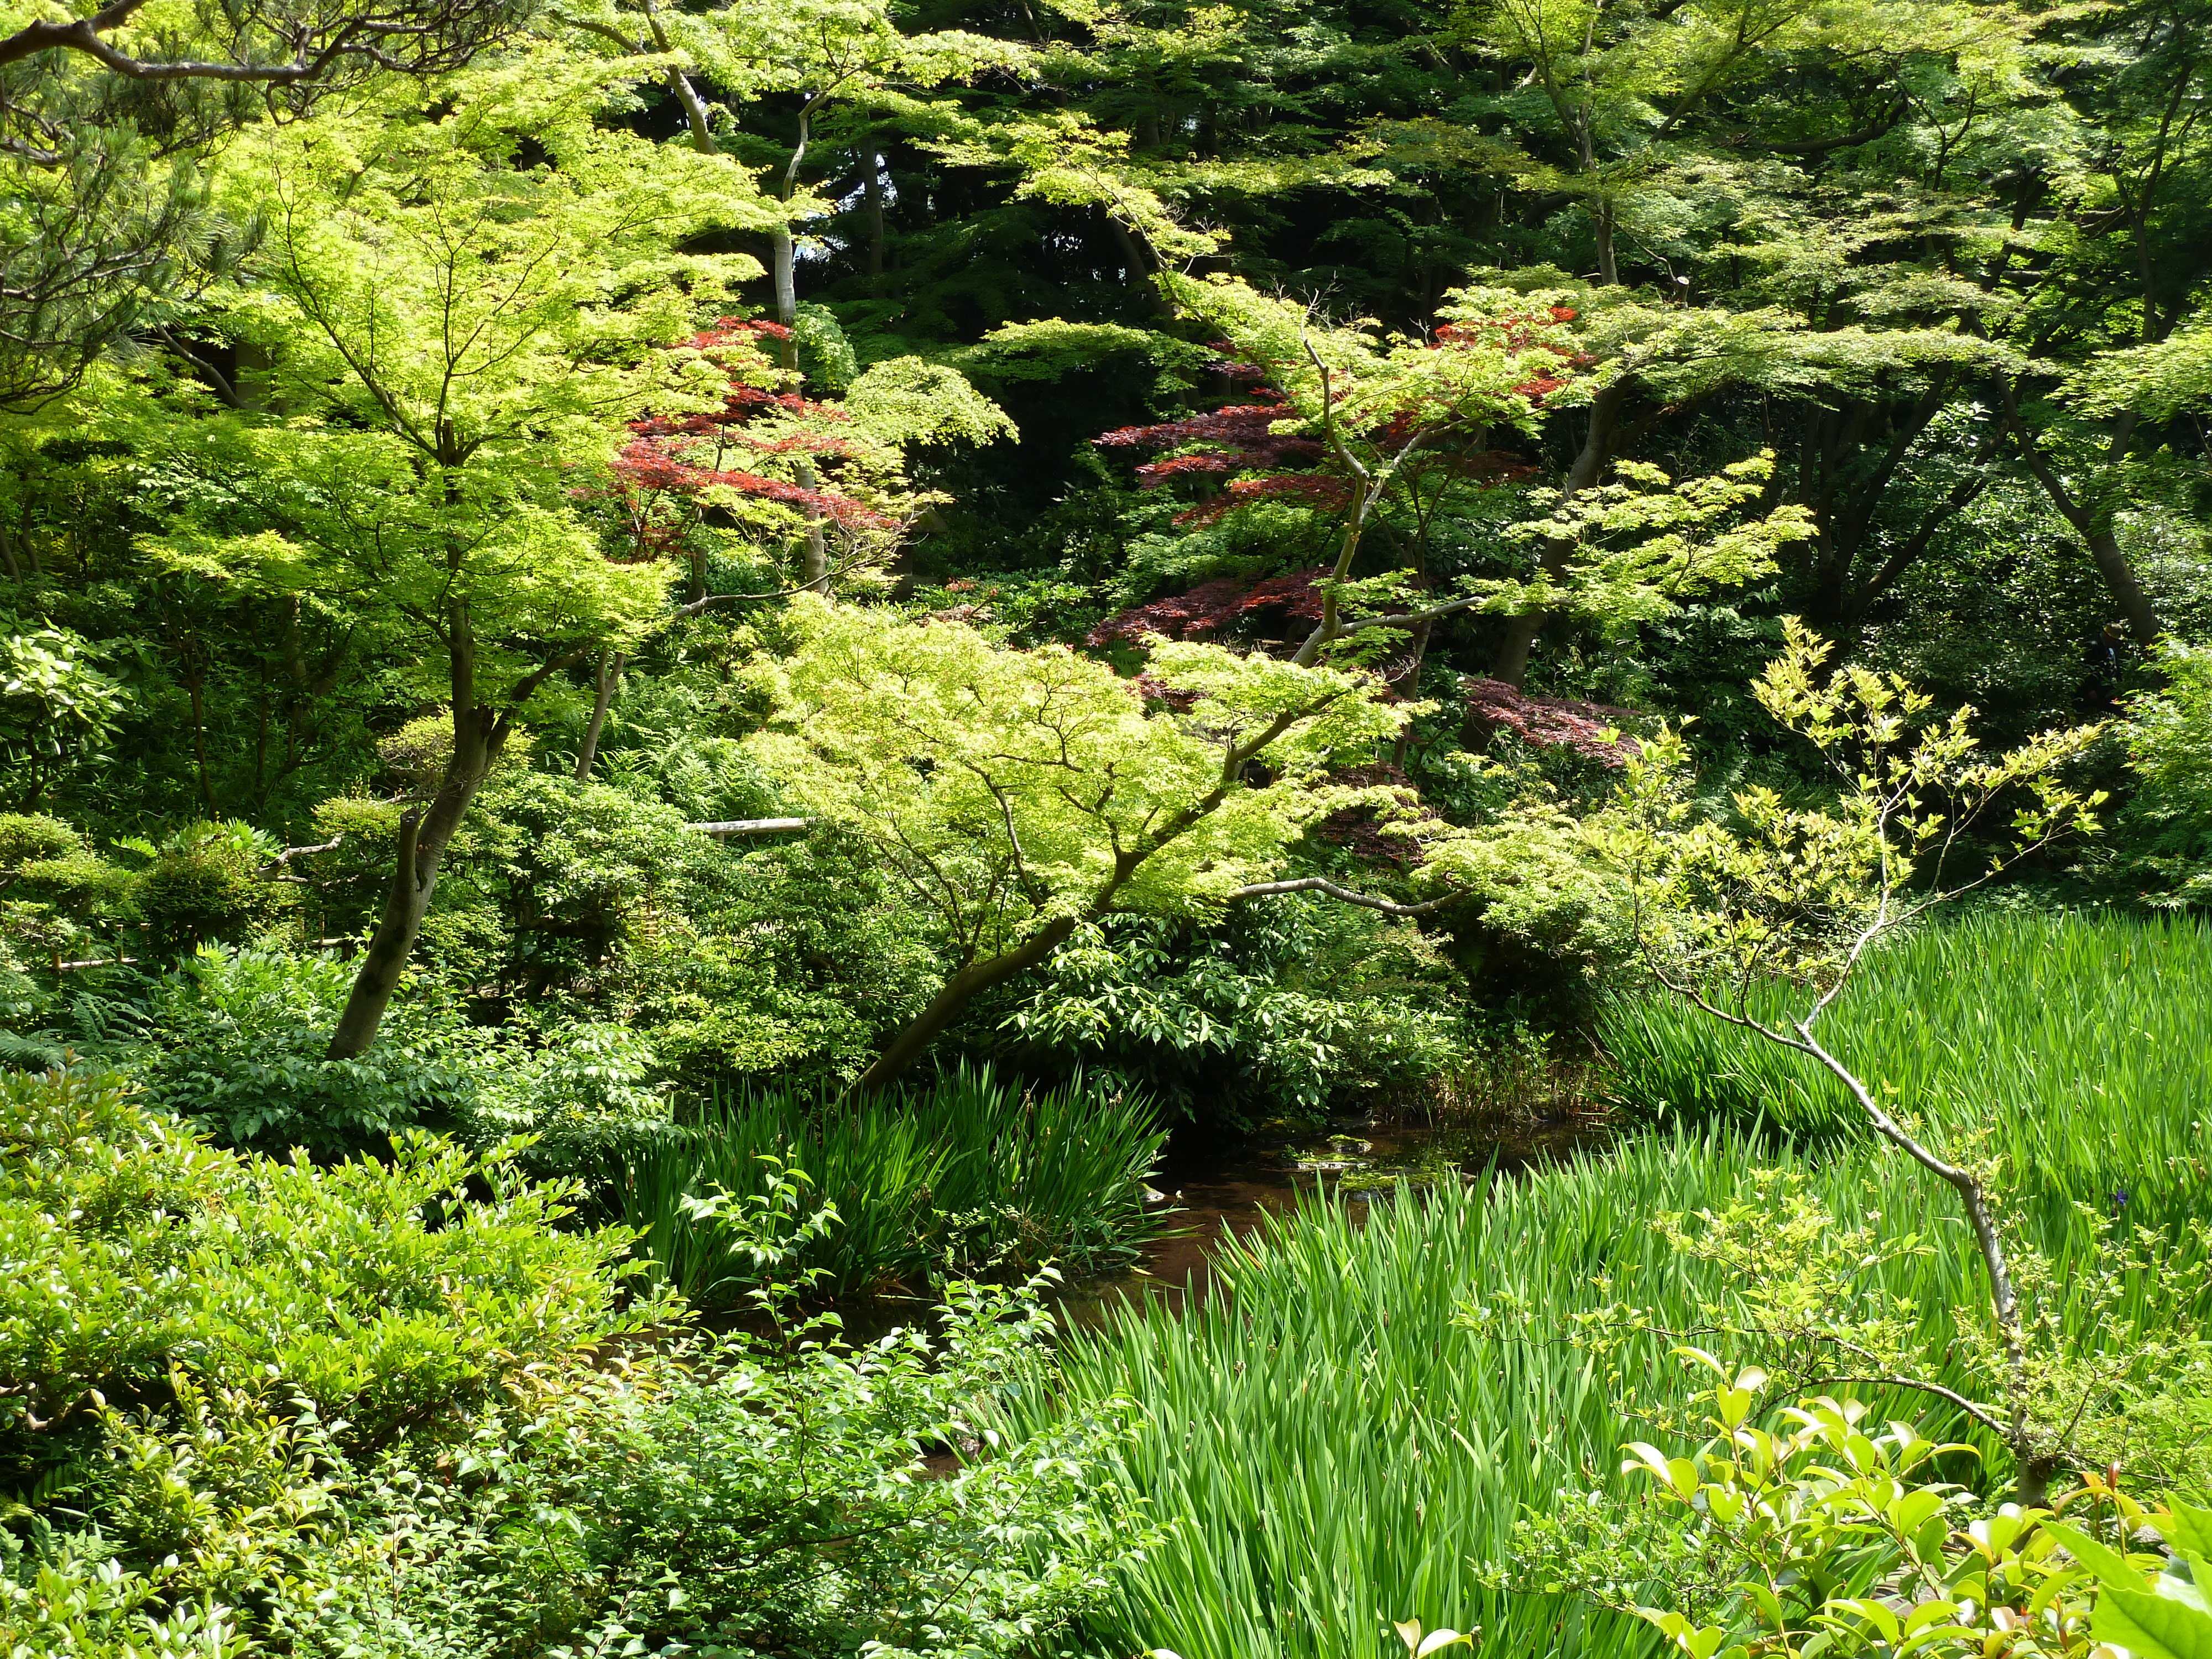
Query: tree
745 596 1409 1091
607 318 1011 599
1602 619 2108 1501
1094 275 1578 688
0 0 535 409
1097 277 1817 689
554 0 1020 358
144 58 764 1057
1989 0 2211 646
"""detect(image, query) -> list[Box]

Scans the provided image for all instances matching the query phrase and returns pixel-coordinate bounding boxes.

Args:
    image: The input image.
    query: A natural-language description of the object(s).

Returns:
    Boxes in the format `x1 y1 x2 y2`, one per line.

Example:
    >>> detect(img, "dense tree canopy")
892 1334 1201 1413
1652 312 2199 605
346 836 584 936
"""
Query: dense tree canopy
1 2 2209 1656
1 0 2204 1089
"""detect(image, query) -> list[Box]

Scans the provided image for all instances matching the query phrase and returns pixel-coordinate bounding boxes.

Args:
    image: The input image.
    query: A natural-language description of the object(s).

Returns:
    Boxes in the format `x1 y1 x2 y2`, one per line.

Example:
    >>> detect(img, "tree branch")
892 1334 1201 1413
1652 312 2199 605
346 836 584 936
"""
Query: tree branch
1226 875 1460 917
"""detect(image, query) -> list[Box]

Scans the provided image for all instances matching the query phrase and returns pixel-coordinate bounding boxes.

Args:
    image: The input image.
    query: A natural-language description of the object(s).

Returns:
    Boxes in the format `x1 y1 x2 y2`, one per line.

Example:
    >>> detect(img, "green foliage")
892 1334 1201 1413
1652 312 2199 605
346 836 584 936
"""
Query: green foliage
462 1018 670 1172
754 594 1408 931
1014 1116 2212 1659
1475 453 1815 634
1496 1355 2198 1659
0 621 127 809
131 947 472 1154
122 821 291 955
0 1066 649 1460
401 771 943 1087
0 813 77 868
1599 910 2212 1199
2120 637 2212 907
2 1066 1133 1659
994 900 1470 1121
279 1164 1140 1659
608 1064 1165 1299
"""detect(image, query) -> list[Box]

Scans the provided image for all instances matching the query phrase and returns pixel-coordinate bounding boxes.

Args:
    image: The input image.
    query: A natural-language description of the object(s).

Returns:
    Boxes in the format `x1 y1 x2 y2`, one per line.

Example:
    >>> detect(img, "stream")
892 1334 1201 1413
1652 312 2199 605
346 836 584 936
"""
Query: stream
1057 1105 1614 1328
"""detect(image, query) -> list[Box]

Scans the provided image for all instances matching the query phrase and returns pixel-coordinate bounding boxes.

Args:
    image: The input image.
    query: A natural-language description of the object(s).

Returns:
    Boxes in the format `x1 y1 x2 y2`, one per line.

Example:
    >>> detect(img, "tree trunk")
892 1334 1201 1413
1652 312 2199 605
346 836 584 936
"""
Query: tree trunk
1592 197 1618 286
861 145 886 278
853 917 1079 1094
2080 527 2162 646
1489 378 1630 685
327 606 512 1060
667 66 715 153
795 457 830 591
575 650 622 781
770 227 799 374
325 712 503 1060
1104 213 1173 319
770 100 816 378
2011 409 2162 646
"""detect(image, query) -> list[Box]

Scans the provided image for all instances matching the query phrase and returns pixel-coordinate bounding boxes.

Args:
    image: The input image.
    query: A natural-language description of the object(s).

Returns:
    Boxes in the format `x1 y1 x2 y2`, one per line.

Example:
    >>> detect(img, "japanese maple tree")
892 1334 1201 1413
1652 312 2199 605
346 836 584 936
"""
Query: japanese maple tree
609 319 1011 602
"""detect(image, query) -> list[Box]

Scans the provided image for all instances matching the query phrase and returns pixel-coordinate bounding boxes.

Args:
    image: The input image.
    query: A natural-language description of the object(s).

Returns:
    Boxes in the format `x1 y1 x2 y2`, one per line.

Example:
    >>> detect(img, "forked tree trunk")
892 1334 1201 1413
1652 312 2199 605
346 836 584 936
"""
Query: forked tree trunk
2011 401 2162 646
325 596 575 1060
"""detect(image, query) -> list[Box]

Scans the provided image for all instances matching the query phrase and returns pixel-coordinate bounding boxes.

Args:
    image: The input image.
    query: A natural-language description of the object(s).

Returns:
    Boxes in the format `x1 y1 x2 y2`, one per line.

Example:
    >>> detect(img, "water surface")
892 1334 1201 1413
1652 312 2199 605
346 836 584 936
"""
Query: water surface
1059 1106 1612 1327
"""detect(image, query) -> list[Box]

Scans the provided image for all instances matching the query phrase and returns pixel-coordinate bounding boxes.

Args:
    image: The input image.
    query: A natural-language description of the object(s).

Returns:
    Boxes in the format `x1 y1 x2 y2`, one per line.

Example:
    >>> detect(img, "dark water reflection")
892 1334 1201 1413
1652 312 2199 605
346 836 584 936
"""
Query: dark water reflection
1056 1107 1614 1329
756 1108 1615 1348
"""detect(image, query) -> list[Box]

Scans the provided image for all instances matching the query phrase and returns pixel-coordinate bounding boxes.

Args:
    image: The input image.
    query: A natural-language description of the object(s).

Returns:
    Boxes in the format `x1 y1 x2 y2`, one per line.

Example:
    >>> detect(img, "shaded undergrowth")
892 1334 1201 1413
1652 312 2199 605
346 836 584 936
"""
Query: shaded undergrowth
603 1063 1166 1302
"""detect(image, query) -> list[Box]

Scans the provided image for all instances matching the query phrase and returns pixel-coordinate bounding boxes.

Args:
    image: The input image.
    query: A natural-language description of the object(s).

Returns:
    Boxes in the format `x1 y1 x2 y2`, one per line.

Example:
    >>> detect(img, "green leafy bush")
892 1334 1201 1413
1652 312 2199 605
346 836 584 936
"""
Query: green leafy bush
992 898 1469 1124
268 1165 1142 1659
0 812 77 868
0 1067 650 1461
122 821 294 956
1 1068 1138 1659
2120 635 2212 908
0 622 127 811
462 1016 672 1174
0 1066 658 1653
132 947 472 1153
1496 1355 2212 1659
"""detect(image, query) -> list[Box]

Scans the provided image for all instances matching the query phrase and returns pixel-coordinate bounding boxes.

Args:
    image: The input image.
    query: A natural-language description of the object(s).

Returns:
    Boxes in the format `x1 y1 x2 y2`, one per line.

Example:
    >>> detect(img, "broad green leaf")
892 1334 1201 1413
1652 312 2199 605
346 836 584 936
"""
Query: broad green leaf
2094 1587 2212 1659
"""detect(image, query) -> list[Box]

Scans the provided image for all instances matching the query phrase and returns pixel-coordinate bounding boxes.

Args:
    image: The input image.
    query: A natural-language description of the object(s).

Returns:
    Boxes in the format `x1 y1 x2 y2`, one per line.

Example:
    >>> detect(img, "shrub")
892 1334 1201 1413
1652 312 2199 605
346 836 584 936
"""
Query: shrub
1495 1355 2212 1659
0 812 77 869
2119 635 2212 907
273 1169 1141 1659
0 1067 650 1460
990 899 1469 1125
0 1066 658 1653
462 1017 672 1175
2 1068 1137 1659
134 947 472 1154
126 822 293 955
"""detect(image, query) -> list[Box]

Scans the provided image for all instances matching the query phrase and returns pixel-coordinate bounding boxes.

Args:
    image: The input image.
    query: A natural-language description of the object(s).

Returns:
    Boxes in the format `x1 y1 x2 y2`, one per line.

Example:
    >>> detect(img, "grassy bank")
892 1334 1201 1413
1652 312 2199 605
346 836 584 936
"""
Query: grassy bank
1597 910 2212 1198
606 1065 1166 1301
1024 1125 2209 1659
